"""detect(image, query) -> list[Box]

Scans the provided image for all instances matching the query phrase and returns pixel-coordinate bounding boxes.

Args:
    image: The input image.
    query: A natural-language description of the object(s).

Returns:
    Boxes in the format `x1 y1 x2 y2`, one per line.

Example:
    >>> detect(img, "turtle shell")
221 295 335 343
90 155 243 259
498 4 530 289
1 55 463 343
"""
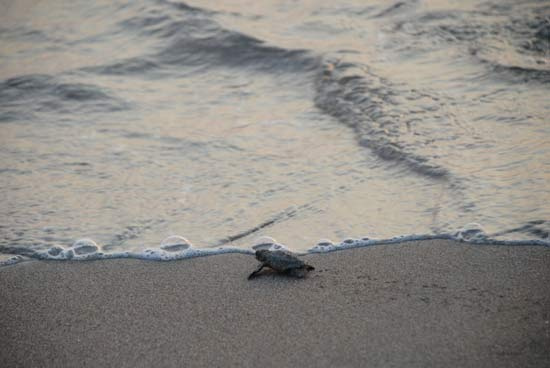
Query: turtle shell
255 250 306 271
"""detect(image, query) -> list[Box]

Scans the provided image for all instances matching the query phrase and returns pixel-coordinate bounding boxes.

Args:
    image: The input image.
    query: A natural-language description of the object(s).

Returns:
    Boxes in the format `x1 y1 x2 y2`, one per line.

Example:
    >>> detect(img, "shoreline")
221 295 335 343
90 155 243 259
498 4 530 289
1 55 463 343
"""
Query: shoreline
1 239 549 367
1 233 549 266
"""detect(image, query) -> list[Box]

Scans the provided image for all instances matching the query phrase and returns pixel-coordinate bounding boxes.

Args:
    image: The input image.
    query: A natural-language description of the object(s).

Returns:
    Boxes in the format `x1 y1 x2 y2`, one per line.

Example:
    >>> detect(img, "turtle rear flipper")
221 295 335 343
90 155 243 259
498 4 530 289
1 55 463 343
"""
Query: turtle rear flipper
248 263 266 279
306 265 315 271
286 267 310 278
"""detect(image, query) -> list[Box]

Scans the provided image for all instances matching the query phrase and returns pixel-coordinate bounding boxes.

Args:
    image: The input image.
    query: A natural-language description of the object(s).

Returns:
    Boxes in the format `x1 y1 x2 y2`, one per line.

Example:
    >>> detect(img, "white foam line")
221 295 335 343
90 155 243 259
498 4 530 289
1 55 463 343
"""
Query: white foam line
0 255 26 267
305 234 550 255
1 232 549 267
32 246 255 262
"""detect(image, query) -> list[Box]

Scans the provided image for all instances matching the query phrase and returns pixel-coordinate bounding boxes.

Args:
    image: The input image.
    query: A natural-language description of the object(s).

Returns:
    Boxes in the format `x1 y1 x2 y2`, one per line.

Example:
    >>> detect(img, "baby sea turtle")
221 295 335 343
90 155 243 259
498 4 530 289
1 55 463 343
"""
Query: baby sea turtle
248 249 315 279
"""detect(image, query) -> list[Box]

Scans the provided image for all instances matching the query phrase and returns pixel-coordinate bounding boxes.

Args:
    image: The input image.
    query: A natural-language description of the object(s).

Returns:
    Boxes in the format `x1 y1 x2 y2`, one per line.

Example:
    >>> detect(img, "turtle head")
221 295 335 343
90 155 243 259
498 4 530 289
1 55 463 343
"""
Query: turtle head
255 249 271 262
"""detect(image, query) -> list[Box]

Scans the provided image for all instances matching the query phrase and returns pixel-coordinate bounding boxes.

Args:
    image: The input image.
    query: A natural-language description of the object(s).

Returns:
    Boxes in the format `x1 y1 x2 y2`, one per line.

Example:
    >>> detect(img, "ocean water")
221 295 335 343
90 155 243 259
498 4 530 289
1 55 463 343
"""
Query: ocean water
1 0 549 264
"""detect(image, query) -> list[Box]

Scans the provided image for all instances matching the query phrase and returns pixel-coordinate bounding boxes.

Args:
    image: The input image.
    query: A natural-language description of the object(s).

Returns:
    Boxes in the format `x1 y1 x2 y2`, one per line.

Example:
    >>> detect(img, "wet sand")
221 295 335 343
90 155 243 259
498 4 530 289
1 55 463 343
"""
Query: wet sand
1 239 549 367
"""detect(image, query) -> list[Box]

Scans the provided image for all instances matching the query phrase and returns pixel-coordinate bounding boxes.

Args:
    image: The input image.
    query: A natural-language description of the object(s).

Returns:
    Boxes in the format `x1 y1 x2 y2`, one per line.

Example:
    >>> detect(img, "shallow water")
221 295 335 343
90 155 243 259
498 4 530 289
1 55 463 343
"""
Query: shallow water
1 0 549 259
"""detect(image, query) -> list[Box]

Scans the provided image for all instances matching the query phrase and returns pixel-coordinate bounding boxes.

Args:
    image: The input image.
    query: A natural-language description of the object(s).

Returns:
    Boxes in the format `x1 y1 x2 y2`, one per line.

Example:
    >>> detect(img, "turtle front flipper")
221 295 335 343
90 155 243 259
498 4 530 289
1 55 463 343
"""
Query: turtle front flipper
248 263 266 280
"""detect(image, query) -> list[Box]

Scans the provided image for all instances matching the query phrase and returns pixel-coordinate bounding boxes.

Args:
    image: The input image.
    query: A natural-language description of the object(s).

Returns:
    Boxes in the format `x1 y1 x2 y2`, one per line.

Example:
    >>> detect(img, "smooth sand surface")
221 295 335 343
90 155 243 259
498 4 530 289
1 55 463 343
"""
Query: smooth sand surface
1 240 549 367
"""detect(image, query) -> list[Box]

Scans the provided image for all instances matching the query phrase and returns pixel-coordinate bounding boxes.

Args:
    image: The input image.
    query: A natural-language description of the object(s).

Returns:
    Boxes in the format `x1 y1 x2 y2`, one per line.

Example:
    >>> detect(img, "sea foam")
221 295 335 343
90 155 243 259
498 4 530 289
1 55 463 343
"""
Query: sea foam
1 223 548 267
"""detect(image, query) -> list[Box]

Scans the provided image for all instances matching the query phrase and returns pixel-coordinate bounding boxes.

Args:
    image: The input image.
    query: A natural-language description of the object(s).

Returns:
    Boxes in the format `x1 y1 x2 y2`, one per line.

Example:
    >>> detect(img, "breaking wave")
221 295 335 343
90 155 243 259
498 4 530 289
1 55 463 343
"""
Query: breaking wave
315 60 451 179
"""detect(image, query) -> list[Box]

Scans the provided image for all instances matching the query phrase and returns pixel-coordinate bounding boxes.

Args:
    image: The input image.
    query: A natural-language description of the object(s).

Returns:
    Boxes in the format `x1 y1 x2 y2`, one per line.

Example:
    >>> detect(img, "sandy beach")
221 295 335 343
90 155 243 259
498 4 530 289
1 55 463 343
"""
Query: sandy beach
1 239 549 367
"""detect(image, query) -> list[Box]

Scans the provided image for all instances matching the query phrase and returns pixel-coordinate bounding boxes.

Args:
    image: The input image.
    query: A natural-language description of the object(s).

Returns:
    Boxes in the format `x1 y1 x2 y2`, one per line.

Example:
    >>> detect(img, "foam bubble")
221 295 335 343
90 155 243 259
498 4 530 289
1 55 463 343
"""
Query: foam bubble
0 255 25 266
252 236 277 245
309 239 336 252
64 249 75 259
317 239 334 246
250 236 291 252
454 223 488 242
252 236 277 250
160 236 192 252
48 246 64 256
72 238 99 255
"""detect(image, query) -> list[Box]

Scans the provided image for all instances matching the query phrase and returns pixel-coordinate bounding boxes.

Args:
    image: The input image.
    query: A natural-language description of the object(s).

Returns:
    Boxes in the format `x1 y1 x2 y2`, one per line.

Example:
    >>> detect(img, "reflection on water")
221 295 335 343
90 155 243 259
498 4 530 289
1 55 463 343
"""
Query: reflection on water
0 0 549 254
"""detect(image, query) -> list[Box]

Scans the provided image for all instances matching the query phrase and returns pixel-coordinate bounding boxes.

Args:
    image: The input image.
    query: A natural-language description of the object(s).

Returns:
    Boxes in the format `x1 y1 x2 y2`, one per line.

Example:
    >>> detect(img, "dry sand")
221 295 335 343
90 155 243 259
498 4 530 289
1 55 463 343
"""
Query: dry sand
1 239 549 367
